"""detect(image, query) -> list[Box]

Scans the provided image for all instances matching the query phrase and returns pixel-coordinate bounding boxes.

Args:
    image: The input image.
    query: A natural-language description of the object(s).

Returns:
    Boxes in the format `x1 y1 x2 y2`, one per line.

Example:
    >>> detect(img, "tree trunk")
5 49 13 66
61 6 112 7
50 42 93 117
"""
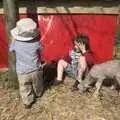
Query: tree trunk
3 0 19 88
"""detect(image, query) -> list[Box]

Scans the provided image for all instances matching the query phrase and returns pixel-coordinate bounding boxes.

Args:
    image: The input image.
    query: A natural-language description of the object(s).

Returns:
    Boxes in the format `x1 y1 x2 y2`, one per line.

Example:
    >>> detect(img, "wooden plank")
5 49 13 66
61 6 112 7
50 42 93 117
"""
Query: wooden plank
18 1 120 14
0 1 119 14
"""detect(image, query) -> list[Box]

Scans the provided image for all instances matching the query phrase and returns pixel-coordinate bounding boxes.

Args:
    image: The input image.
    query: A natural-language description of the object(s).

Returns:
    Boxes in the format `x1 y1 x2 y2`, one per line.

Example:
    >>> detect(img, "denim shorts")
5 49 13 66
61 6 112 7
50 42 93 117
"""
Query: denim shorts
65 63 78 78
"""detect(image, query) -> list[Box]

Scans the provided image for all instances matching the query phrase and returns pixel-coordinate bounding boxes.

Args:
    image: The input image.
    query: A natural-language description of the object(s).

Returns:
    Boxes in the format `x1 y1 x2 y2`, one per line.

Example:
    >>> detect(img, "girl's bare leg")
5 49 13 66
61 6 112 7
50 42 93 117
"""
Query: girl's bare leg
72 56 87 91
77 56 87 83
57 59 68 81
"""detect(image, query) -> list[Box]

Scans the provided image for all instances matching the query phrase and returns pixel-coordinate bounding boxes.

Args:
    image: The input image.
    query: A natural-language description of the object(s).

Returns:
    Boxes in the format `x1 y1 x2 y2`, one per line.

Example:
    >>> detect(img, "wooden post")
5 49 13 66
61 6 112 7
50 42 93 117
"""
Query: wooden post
3 0 19 88
3 0 18 37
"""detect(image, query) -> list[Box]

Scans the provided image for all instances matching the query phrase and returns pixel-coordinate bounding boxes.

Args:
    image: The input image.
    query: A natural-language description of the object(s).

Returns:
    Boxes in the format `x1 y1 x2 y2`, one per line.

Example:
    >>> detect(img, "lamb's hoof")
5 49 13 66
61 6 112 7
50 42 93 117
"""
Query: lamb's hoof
93 92 99 98
78 84 86 94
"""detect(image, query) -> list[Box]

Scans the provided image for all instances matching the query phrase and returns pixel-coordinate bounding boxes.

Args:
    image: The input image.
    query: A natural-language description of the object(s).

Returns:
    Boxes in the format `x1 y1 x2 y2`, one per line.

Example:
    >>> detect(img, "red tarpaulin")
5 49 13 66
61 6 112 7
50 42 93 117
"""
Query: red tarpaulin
0 14 117 68
0 16 8 69
38 15 117 64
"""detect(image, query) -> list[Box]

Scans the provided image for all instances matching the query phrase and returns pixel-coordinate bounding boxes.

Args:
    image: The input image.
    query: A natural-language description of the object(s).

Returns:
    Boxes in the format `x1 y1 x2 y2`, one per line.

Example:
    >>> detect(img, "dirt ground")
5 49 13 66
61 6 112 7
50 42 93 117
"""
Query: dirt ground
0 76 120 120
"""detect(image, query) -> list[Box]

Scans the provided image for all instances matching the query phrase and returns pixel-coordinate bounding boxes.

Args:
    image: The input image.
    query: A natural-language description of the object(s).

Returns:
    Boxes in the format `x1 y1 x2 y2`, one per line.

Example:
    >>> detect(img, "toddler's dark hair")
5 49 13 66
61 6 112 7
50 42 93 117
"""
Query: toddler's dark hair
74 34 90 50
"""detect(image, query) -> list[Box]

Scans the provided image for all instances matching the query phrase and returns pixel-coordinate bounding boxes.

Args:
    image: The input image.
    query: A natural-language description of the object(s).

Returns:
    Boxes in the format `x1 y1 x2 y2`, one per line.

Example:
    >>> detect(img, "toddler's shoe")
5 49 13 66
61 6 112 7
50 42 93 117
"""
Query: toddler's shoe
71 80 79 91
24 104 32 109
53 79 64 86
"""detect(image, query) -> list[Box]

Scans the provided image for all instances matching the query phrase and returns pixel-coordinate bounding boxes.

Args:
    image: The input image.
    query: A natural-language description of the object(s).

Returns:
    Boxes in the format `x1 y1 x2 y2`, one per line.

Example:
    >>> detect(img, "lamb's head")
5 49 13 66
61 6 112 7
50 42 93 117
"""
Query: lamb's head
78 82 89 93
78 74 93 93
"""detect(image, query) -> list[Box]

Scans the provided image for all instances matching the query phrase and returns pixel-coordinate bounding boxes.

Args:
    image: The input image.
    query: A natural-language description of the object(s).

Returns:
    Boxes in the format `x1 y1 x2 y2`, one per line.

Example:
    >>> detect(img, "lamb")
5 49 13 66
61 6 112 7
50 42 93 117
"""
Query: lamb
78 60 120 97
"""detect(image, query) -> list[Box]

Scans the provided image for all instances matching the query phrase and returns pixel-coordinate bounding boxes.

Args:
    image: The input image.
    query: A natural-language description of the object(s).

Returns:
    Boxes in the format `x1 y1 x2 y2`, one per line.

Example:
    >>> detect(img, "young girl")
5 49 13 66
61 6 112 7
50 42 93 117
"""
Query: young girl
53 34 95 90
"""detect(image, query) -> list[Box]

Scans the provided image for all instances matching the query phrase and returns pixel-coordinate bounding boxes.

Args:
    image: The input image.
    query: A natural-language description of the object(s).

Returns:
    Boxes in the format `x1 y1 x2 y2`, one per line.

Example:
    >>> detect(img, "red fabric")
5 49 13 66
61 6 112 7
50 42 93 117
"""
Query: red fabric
38 15 74 62
84 51 95 66
72 15 117 63
0 14 117 68
0 16 8 68
38 15 117 64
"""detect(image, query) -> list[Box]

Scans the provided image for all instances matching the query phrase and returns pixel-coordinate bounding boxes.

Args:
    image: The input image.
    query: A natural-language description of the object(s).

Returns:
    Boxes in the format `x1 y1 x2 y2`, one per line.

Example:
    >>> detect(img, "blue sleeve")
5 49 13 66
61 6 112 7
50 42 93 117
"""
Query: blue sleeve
9 40 15 52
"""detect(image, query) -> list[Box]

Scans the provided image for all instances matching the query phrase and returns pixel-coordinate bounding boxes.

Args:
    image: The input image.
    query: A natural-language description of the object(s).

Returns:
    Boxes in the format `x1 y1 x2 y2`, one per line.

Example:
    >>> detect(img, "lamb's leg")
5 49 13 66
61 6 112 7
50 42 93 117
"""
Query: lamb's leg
93 78 104 98
115 72 120 96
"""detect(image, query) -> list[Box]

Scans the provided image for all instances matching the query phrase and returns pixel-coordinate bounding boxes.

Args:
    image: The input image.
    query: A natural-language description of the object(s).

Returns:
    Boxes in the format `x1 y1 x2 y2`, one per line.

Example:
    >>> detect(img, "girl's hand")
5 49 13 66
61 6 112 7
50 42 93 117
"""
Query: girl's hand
78 42 86 54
